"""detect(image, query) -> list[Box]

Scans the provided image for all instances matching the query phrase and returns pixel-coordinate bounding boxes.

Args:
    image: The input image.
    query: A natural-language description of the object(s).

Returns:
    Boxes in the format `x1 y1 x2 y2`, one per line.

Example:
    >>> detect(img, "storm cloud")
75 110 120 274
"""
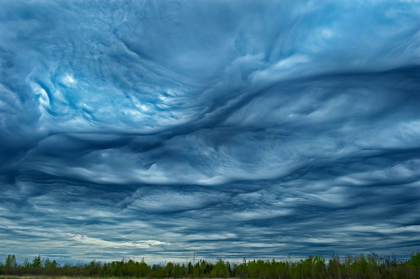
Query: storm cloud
1 0 420 263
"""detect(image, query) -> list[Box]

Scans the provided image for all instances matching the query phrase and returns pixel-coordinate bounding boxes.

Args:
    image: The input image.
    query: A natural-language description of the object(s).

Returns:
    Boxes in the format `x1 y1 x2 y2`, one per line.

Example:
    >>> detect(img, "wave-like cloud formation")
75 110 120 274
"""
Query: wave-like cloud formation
1 0 420 262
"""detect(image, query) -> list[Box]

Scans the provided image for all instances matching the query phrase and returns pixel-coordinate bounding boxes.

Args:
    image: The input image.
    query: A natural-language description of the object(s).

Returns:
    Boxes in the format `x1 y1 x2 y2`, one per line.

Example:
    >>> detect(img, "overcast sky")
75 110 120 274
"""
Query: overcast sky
1 0 420 264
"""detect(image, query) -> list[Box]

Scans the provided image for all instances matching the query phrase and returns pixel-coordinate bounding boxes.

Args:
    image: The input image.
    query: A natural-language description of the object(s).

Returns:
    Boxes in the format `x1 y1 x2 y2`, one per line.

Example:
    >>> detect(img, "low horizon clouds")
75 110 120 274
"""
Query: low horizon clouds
1 0 420 263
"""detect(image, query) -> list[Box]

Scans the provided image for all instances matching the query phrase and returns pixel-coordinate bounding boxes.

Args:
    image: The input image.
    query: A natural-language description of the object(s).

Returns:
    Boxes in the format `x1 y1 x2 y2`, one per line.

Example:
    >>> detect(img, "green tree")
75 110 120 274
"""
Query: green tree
32 255 42 268
23 258 30 269
410 250 420 276
5 255 17 269
410 251 420 267
311 255 326 279
44 257 59 269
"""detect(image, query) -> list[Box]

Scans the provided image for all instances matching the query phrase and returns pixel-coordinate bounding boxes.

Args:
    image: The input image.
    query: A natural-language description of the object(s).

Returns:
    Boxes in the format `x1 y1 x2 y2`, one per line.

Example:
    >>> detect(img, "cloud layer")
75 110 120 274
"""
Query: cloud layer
1 0 420 263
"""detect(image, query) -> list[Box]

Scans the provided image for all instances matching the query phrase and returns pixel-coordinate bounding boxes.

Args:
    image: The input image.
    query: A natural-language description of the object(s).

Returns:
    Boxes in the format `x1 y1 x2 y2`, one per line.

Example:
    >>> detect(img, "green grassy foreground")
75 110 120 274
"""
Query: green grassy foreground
0 277 135 279
0 277 140 279
1 252 420 279
0 275 143 279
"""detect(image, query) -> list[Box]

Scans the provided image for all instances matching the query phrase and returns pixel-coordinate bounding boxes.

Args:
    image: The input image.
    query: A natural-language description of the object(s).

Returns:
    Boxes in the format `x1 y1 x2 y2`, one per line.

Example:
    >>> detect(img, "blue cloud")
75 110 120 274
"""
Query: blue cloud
1 0 420 263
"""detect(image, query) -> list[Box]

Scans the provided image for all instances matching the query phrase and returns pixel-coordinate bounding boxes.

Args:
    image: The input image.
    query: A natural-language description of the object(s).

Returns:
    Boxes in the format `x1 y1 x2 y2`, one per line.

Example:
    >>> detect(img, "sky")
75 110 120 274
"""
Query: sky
1 0 420 264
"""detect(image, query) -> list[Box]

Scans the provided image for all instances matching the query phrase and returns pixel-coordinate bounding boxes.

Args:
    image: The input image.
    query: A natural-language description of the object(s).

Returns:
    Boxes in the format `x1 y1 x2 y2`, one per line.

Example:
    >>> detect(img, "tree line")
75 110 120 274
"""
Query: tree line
1 252 420 278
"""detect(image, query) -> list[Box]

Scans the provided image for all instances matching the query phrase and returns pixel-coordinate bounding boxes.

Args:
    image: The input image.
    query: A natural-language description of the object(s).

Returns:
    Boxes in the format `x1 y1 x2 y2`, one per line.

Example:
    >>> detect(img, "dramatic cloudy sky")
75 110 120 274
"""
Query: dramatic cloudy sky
1 0 420 264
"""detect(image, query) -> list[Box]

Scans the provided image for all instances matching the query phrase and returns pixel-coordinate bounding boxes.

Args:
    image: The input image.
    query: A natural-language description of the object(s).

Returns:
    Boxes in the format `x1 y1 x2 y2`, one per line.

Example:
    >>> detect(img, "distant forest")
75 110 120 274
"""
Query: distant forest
1 252 420 279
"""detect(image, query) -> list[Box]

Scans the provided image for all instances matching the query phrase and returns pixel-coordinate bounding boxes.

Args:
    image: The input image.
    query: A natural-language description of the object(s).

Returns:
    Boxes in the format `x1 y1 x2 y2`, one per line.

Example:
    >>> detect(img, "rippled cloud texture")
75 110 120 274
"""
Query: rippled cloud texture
1 0 420 263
